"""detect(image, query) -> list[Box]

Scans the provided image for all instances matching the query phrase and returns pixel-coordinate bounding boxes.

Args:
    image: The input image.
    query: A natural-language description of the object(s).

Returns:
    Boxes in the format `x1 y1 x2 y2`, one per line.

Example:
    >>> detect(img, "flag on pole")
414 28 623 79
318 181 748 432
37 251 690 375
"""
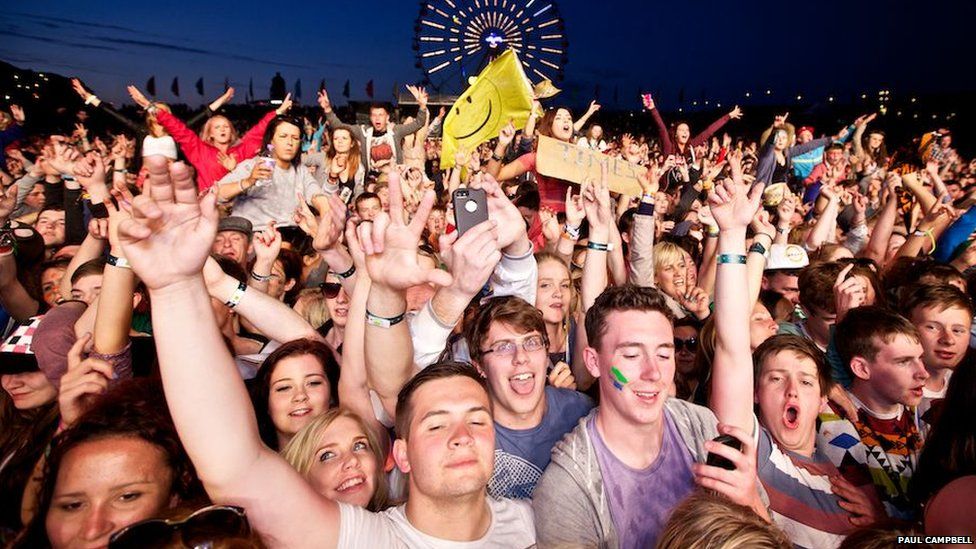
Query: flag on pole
294 79 302 100
224 77 230 91
365 80 374 99
342 80 350 98
146 76 156 96
171 77 180 97
318 79 325 93
248 78 254 103
440 49 534 170
195 78 204 96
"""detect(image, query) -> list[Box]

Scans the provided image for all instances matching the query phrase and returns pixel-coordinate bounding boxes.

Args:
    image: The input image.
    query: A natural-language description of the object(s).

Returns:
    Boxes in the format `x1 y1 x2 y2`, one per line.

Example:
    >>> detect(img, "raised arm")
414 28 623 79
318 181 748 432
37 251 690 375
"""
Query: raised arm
573 100 600 133
708 178 762 431
580 163 613 312
486 121 528 181
626 162 660 287
689 106 740 148
861 175 900 266
643 94 672 156
118 157 338 548
318 89 364 142
350 170 454 407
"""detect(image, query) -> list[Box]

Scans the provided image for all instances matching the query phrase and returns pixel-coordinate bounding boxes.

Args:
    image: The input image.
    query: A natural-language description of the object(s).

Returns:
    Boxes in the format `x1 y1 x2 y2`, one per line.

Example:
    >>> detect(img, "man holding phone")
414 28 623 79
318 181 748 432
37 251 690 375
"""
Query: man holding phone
708 180 882 548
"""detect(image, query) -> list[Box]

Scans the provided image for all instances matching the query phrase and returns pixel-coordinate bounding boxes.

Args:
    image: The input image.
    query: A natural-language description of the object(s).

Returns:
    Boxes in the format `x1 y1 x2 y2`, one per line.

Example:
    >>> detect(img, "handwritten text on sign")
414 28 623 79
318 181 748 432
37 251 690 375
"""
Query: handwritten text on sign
536 135 645 197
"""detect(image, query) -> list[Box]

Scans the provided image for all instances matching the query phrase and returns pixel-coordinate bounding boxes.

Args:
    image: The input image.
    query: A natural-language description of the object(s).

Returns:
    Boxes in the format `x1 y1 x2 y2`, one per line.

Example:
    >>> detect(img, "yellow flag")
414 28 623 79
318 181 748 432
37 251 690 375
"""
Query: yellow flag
440 49 534 170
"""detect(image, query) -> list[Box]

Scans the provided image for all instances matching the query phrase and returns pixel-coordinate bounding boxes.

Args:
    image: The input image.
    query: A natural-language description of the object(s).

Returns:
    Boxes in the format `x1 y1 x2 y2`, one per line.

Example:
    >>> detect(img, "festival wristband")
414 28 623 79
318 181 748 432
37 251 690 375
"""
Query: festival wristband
586 241 613 252
250 271 272 283
717 253 747 265
749 242 768 257
365 310 406 328
106 254 131 269
333 264 357 279
225 282 247 309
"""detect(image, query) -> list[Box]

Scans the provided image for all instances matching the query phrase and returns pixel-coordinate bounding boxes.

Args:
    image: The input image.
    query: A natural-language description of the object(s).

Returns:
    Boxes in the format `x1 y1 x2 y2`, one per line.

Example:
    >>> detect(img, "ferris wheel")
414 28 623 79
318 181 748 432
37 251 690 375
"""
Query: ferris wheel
413 0 569 92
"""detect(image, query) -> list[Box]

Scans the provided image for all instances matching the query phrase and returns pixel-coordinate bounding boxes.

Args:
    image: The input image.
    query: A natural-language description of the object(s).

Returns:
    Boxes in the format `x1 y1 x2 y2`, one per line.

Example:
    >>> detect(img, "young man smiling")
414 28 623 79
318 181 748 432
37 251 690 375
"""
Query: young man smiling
818 306 929 521
465 296 592 499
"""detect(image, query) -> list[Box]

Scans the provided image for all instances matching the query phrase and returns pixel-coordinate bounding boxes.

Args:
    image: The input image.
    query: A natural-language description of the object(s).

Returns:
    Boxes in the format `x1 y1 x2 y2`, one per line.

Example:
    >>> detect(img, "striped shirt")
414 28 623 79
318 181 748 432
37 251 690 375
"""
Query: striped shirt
757 428 862 549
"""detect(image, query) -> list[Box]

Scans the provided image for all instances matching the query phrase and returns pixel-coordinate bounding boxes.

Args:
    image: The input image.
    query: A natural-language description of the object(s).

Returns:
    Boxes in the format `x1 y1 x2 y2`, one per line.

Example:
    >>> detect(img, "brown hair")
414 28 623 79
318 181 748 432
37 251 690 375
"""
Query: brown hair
464 296 548 365
394 361 489 440
281 408 390 511
585 285 674 351
798 261 844 315
326 127 361 184
898 283 974 319
655 491 792 549
753 334 833 397
835 306 920 376
250 338 340 450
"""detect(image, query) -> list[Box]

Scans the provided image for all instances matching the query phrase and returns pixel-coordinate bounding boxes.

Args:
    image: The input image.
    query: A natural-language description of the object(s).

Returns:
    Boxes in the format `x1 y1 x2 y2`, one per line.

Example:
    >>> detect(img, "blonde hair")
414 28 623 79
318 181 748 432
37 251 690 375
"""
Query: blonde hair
656 492 791 549
294 288 331 329
200 115 240 146
534 252 579 323
653 242 686 283
280 408 389 512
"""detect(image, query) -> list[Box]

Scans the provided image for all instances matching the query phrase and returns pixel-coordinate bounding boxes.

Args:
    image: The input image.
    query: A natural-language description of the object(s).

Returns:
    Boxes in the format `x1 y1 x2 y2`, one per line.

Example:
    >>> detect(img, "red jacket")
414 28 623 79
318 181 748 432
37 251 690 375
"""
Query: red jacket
155 109 276 191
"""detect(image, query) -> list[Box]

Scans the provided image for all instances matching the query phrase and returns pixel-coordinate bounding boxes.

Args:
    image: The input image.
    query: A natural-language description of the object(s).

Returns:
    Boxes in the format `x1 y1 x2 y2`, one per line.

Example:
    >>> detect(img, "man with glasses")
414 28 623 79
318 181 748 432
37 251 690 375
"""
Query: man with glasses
464 296 592 499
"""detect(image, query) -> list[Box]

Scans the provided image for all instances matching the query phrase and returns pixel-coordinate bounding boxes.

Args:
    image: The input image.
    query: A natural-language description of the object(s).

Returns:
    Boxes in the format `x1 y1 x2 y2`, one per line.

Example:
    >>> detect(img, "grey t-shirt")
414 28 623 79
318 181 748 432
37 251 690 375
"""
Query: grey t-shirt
219 157 329 230
587 411 696 549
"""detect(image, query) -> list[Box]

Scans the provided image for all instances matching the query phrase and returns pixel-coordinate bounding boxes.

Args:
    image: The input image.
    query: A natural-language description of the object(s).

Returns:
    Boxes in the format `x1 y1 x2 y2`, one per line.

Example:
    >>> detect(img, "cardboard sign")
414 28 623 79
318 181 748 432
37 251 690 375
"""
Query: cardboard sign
536 135 645 197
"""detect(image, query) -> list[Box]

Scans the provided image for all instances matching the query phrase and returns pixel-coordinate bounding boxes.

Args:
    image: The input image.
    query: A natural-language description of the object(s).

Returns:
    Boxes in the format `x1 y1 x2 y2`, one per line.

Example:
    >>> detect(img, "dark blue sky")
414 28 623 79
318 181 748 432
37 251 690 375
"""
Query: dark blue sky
2 0 974 110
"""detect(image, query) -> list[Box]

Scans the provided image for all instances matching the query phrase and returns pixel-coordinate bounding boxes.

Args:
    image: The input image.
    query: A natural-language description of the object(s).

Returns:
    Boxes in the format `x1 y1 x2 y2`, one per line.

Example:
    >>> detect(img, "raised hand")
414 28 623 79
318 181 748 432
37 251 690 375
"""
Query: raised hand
468 172 529 252
405 85 429 110
437 219 501 296
73 151 108 192
126 85 152 109
117 157 218 291
750 209 775 240
641 93 655 111
581 162 612 235
275 93 293 115
252 221 282 267
48 142 80 176
708 178 762 232
564 187 585 229
210 87 235 111
58 333 114 427
347 170 452 290
308 193 347 253
728 105 743 120
497 120 516 147
773 113 789 128
637 160 661 195
10 105 24 124
587 100 601 114
71 78 93 102
0 185 18 224
317 89 332 113
539 208 560 243
776 193 797 228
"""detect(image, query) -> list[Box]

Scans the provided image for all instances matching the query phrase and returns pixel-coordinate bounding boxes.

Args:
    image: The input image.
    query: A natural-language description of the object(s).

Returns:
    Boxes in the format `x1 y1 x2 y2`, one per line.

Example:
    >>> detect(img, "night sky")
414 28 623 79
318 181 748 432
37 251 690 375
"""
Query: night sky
2 0 974 110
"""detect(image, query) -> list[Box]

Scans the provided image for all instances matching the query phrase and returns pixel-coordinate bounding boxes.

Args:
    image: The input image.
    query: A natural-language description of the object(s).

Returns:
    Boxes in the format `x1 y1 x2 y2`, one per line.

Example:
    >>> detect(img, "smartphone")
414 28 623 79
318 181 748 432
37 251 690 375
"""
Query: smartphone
705 434 742 471
339 186 353 205
452 188 489 236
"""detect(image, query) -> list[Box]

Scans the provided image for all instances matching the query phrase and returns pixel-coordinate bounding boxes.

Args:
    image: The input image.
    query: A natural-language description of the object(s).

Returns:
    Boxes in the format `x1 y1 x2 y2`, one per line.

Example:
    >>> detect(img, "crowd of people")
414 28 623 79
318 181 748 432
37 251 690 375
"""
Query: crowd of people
0 70 974 549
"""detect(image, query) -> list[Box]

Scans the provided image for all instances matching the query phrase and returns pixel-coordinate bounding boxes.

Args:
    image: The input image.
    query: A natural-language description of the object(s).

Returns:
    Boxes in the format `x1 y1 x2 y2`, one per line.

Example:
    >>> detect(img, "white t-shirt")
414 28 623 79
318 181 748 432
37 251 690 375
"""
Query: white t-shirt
337 497 535 548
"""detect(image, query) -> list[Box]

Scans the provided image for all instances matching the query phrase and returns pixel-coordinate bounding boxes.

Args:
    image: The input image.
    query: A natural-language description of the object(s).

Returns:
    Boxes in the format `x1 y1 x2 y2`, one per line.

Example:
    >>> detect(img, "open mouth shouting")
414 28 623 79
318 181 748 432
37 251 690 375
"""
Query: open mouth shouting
783 403 800 430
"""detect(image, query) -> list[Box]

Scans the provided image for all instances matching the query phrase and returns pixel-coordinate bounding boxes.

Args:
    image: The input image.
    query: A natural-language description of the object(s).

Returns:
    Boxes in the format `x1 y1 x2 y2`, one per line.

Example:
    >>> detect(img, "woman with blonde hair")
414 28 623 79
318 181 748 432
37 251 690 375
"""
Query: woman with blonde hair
281 408 390 512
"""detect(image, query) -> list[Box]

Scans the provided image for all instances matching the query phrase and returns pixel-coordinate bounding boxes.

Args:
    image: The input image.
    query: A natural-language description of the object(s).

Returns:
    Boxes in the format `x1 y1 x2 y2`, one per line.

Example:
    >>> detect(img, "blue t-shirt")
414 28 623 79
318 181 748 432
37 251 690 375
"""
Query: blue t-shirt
589 410 696 549
488 386 593 499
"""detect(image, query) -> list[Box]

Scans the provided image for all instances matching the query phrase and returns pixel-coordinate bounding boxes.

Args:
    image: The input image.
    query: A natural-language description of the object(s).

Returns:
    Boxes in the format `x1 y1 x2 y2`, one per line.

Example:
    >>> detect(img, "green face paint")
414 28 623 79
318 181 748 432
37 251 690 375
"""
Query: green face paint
610 366 629 385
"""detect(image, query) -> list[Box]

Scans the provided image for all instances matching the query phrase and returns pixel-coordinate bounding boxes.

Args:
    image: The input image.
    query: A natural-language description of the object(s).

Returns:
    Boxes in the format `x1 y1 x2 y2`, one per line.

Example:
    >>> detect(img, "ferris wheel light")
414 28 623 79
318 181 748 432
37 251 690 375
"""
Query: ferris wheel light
422 20 446 29
534 4 553 16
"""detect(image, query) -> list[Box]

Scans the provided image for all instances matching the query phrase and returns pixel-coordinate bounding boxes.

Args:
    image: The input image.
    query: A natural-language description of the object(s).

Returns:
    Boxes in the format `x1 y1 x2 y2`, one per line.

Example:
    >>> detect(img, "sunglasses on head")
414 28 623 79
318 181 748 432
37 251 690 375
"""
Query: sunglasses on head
674 337 698 352
320 281 342 298
108 505 249 549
